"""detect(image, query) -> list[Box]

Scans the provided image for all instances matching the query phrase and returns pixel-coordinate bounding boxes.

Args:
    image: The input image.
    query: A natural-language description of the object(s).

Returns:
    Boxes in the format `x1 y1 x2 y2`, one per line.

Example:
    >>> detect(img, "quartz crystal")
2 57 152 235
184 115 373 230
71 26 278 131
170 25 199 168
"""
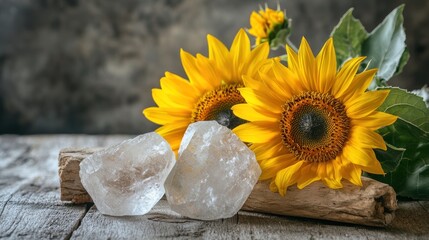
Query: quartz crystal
79 133 175 216
165 121 261 220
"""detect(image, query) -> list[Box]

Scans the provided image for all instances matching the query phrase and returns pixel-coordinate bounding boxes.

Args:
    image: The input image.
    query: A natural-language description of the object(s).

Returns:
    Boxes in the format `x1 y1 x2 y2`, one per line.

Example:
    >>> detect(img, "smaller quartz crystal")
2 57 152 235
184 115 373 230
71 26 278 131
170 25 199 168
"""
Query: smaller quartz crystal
165 121 261 220
79 133 175 216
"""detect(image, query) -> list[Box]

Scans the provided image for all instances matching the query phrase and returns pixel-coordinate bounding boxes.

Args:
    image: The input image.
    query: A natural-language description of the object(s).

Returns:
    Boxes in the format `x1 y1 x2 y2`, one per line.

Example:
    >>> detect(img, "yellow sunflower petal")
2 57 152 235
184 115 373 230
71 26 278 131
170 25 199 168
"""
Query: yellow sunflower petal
342 144 384 174
323 178 343 189
346 90 390 118
351 111 398 130
343 68 377 101
238 87 283 113
271 61 303 96
230 29 251 79
252 140 285 160
331 57 366 99
332 157 344 183
296 163 320 189
286 44 299 72
195 54 222 88
143 107 191 125
152 89 182 109
325 161 335 179
248 11 268 38
350 126 387 150
155 89 196 108
180 49 212 92
316 38 336 92
359 162 385 175
297 37 317 90
316 161 328 178
207 34 230 67
231 103 278 122
160 75 198 101
163 72 198 96
242 75 264 91
260 152 296 168
274 161 304 196
156 126 185 154
233 122 280 143
242 42 270 76
259 153 297 180
156 122 190 136
342 159 363 186
256 72 290 103
318 161 343 189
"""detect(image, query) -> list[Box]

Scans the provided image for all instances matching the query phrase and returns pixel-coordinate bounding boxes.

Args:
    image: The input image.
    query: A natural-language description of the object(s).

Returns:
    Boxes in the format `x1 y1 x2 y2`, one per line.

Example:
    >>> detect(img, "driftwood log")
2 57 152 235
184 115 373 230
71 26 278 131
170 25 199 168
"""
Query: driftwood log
58 148 397 227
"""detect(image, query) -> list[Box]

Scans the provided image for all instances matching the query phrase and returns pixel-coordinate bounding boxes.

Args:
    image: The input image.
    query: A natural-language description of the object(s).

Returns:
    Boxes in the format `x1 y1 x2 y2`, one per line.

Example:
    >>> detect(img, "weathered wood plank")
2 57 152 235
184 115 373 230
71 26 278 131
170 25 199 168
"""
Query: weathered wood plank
70 200 428 239
420 201 429 213
0 139 32 197
387 201 429 236
1 135 429 239
71 199 238 239
0 139 32 218
0 183 89 239
237 202 429 240
0 135 129 240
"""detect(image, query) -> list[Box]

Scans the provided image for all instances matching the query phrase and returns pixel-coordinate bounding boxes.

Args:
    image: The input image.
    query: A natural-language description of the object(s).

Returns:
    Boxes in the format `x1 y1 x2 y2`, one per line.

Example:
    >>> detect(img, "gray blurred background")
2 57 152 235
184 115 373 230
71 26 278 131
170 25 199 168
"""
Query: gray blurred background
0 0 427 134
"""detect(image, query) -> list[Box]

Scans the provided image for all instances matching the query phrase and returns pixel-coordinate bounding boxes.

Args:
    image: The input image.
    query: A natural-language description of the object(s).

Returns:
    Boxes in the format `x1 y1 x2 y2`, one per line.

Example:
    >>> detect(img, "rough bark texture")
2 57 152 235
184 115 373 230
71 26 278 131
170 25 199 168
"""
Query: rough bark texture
58 147 397 227
58 148 103 203
243 179 396 227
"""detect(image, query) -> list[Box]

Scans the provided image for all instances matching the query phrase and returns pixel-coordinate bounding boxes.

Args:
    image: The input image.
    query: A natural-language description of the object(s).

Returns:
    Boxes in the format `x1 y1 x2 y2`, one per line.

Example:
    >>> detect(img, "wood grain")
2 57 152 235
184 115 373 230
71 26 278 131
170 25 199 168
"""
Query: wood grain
58 147 397 227
2 135 429 239
0 135 128 239
70 200 428 239
243 179 396 227
59 148 103 203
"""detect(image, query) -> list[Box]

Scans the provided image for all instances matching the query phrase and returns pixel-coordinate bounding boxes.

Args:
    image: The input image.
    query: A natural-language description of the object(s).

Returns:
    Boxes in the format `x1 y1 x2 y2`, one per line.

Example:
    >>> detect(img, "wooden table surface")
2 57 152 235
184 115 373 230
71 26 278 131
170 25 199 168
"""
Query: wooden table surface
1 135 428 240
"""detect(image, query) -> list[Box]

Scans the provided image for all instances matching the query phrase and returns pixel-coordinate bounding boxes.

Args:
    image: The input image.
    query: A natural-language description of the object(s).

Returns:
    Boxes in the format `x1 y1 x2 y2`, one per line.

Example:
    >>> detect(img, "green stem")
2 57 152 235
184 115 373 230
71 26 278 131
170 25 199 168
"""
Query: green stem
286 37 298 52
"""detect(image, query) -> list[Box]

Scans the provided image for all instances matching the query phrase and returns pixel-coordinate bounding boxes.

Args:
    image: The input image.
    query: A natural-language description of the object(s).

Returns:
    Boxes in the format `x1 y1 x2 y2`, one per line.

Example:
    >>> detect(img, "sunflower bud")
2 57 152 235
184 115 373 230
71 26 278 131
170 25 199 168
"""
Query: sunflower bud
247 5 291 50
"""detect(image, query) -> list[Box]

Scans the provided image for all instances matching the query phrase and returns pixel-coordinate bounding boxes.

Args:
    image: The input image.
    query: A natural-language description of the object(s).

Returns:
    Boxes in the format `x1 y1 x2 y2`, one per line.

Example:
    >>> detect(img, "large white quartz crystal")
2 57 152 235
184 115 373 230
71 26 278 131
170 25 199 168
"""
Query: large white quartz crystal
165 121 261 220
79 133 175 216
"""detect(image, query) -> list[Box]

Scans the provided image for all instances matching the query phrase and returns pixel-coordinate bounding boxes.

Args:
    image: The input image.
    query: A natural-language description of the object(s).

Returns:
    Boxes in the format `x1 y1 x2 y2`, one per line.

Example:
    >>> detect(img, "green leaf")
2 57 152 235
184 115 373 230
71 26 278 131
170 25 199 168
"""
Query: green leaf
373 143 405 172
377 88 429 132
361 5 408 82
370 119 429 200
270 28 291 50
395 47 410 76
330 8 368 66
367 88 429 200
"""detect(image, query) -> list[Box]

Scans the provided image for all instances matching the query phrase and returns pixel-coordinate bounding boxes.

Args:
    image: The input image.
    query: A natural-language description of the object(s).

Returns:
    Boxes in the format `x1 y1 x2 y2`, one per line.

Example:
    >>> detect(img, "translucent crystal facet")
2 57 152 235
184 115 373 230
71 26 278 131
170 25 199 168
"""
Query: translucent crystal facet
165 121 261 220
79 133 175 216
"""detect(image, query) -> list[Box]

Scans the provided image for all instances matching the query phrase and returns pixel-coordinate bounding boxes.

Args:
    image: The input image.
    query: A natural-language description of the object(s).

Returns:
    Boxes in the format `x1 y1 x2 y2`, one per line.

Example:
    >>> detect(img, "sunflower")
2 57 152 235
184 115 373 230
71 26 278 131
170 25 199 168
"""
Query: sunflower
248 6 287 45
143 29 274 153
232 38 397 196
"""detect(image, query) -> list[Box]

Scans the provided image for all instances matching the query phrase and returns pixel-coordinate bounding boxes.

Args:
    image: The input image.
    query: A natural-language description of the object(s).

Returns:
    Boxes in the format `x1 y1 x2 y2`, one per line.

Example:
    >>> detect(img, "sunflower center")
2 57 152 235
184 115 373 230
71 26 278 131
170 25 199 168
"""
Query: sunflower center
191 83 246 129
280 91 350 162
294 109 328 142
